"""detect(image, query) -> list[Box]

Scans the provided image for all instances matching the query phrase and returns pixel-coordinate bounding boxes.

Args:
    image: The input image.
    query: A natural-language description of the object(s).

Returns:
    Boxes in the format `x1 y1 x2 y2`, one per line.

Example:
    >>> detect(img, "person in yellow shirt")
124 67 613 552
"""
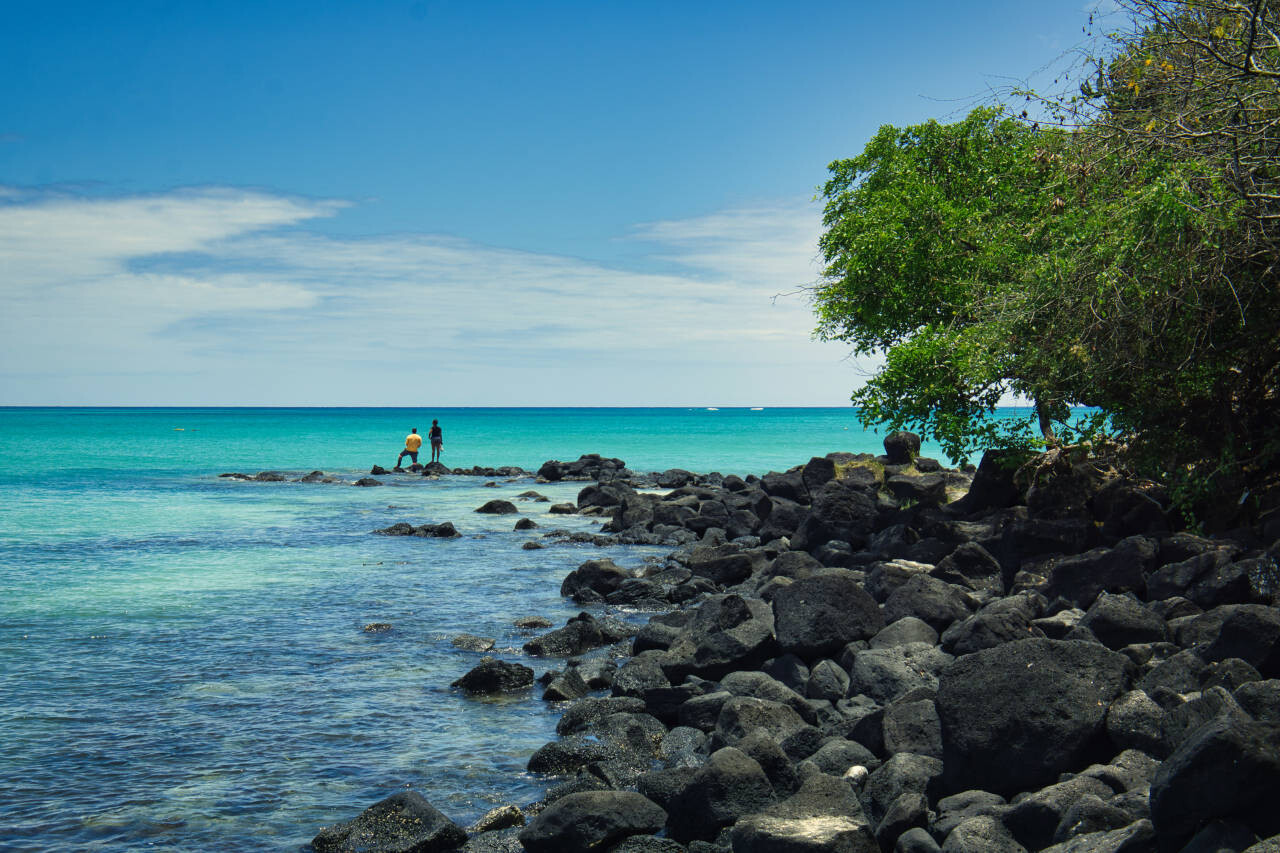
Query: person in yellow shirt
396 428 423 469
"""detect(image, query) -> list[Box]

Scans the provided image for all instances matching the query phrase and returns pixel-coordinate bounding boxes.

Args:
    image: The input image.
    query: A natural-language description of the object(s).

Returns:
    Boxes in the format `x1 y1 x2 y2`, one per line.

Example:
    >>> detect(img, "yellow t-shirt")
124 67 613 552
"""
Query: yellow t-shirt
405 433 423 452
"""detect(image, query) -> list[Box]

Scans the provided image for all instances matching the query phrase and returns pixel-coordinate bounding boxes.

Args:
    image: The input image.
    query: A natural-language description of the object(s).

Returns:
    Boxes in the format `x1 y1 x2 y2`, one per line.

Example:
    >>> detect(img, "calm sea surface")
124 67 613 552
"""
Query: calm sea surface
0 407 995 851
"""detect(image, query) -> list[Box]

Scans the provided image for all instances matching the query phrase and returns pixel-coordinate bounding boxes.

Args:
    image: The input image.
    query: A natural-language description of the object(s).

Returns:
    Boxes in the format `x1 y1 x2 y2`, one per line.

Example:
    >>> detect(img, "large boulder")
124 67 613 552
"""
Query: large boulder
687 544 769 587
660 594 776 681
932 542 1005 596
884 431 921 464
523 613 629 657
475 499 518 514
517 791 666 853
312 791 466 853
772 571 884 658
847 642 953 705
577 481 637 511
664 746 776 842
450 657 534 694
731 772 879 853
939 592 1045 656
1197 604 1280 677
935 638 1132 796
560 558 632 601
949 449 1031 514
791 480 879 552
882 574 977 633
1078 593 1167 649
1150 713 1280 849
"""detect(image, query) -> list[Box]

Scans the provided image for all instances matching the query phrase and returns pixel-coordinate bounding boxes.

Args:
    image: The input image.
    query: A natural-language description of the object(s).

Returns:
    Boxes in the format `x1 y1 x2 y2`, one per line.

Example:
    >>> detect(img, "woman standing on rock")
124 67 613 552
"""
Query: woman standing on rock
428 420 443 463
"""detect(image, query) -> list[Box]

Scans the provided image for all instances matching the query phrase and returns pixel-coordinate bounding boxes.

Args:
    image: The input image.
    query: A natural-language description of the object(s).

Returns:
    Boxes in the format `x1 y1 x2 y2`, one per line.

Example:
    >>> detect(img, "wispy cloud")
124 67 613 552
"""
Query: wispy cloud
0 186 861 405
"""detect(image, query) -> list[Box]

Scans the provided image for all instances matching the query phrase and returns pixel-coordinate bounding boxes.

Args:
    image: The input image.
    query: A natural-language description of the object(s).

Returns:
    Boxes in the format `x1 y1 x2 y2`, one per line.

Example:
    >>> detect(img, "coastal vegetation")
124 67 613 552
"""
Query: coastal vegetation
813 0 1279 527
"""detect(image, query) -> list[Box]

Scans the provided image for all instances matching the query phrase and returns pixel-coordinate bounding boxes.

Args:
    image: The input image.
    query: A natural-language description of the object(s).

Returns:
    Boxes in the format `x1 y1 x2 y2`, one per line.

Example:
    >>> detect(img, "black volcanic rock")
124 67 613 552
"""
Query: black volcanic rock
312 791 466 853
935 638 1132 796
451 657 534 694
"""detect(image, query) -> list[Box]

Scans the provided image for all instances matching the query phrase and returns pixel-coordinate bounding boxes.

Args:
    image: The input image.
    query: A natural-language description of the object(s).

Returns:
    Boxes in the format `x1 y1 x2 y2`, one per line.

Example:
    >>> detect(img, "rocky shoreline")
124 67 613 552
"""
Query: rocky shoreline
309 435 1280 853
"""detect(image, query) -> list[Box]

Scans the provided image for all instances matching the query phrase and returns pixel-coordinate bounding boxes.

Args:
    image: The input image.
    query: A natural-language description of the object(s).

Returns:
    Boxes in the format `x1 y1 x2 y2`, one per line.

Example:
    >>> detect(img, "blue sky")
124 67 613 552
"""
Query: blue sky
1 1 1106 406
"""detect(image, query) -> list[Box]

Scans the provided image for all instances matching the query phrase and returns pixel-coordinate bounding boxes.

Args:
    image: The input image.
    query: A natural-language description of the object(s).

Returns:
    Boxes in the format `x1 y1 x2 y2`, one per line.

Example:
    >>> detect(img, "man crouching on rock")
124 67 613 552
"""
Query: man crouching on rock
396 428 422 469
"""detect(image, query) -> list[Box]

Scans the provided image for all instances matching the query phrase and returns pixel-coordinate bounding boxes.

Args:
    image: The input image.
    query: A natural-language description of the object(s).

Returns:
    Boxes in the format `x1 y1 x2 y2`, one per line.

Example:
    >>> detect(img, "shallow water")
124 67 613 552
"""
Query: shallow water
0 407 1019 851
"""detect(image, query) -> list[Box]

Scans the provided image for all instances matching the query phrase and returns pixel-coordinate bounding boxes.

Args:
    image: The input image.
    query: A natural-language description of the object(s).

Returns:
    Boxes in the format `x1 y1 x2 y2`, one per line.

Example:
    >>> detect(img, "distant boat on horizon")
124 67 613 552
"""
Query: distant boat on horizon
750 407 764 411
705 407 719 411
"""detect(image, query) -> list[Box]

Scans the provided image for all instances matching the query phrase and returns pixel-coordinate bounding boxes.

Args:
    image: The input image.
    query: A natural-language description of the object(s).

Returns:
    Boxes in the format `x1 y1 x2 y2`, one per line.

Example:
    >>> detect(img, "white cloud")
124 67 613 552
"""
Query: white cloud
0 186 864 405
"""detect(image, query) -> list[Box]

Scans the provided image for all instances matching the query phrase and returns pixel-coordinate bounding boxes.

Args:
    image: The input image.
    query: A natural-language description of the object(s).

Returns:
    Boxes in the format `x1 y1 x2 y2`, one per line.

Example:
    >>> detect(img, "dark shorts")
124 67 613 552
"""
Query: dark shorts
398 450 419 463
430 438 442 448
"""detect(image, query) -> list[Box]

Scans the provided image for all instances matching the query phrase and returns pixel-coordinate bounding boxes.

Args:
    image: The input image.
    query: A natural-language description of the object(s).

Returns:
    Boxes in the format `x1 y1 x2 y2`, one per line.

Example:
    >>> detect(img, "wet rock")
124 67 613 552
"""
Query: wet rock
312 790 466 853
451 657 534 694
354 477 383 487
523 613 619 657
469 805 524 833
450 633 495 652
514 615 552 629
514 518 538 530
560 558 632 602
363 623 393 633
374 521 460 538
475 499 518 514
542 668 590 702
517 790 666 853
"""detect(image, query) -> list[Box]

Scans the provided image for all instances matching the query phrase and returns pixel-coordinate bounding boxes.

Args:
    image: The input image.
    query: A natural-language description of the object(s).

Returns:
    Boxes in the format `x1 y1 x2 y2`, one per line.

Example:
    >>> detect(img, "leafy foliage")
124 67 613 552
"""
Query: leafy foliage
815 0 1280 522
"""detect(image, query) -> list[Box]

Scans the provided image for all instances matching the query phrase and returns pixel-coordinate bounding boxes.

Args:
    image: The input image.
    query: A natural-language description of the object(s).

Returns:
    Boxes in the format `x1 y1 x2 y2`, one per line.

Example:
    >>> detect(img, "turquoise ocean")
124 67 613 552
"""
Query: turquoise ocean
0 407 979 851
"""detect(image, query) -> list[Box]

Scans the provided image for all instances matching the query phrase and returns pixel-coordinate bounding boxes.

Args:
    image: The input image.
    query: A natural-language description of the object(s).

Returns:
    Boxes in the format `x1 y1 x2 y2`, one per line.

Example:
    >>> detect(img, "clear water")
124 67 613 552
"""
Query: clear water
0 406 989 851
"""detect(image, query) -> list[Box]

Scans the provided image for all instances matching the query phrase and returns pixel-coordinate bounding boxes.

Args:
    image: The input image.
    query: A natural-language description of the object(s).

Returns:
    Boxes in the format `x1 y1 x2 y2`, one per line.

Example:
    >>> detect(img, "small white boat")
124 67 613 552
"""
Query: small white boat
705 407 719 411
750 407 764 411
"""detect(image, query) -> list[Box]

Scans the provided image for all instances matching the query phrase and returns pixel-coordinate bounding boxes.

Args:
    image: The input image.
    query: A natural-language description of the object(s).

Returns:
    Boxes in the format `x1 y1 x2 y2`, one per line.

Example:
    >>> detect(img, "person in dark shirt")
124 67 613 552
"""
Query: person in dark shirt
428 420 443 463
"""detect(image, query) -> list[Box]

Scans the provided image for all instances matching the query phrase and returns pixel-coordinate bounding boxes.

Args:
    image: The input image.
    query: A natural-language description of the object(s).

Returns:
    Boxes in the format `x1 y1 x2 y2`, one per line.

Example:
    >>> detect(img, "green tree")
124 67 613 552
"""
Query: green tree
814 108 1073 462
815 1 1280 522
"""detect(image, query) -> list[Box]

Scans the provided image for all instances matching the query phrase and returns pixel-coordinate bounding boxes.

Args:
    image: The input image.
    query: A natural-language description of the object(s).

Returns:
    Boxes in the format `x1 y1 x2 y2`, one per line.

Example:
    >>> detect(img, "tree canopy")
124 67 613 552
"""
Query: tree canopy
814 0 1280 521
